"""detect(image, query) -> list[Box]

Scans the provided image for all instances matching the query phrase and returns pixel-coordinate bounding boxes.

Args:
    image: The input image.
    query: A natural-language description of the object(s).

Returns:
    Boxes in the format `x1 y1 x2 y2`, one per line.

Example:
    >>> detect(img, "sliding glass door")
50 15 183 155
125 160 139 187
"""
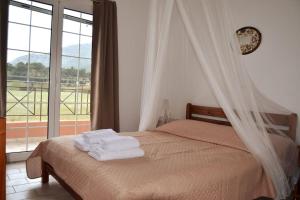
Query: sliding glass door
6 0 93 156
59 9 92 136
6 0 53 153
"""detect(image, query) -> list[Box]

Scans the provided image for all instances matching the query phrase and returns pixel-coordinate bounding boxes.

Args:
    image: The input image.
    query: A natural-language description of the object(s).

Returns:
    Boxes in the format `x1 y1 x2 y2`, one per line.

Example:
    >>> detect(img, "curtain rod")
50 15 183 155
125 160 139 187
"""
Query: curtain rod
91 0 115 2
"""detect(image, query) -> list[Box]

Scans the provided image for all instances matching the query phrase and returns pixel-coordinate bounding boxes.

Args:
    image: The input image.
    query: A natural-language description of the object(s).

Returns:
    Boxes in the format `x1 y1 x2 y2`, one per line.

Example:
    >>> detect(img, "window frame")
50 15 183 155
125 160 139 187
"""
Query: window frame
49 1 92 138
6 0 93 160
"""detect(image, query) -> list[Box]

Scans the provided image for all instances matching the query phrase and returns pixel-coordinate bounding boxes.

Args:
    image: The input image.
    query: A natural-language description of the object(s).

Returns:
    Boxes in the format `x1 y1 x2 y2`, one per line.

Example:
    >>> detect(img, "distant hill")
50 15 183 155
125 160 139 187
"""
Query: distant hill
10 43 91 71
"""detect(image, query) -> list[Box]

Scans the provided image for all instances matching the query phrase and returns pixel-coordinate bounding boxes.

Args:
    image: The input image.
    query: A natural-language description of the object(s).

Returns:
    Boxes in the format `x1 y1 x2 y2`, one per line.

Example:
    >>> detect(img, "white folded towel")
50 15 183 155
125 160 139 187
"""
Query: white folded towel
89 136 140 151
73 136 90 151
82 129 118 144
88 148 144 161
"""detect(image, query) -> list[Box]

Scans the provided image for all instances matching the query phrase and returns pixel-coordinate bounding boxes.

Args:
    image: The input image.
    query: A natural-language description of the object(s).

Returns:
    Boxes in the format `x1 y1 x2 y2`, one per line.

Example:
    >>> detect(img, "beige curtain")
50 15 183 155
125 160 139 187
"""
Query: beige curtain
91 0 119 131
0 0 9 117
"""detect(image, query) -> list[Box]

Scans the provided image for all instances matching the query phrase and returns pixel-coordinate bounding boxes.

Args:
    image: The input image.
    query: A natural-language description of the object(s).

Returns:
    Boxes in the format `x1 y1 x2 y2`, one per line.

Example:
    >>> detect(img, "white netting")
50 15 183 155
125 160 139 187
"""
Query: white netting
139 0 293 199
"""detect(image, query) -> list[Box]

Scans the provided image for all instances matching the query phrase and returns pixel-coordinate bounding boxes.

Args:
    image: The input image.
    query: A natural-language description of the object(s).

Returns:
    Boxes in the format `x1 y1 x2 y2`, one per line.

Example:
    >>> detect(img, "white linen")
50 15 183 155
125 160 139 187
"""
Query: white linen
74 129 144 161
82 129 118 144
88 148 145 161
90 142 140 151
73 136 90 152
138 0 293 199
90 136 140 151
98 136 139 145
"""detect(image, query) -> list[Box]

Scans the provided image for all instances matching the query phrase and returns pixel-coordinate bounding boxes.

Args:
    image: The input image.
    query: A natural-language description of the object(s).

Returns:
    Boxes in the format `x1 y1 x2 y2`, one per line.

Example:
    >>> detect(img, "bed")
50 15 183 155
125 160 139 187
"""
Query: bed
26 103 299 200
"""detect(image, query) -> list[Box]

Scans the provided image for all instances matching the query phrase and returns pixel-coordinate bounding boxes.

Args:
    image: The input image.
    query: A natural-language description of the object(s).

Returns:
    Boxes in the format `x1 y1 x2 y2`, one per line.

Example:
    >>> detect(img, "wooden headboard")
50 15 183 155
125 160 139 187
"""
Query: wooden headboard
186 103 298 141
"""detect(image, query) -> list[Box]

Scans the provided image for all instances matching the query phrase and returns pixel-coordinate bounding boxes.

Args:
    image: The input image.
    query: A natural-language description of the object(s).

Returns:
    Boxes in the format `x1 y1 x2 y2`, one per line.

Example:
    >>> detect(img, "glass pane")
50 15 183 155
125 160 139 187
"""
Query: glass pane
60 116 78 136
8 5 30 24
60 125 76 136
76 124 90 135
81 23 92 36
7 49 28 65
29 53 50 82
79 58 91 79
60 98 76 115
30 27 51 53
7 62 28 83
6 95 29 117
80 36 92 58
32 2 52 11
6 128 26 153
63 19 80 34
7 50 28 82
78 58 90 121
12 0 31 5
64 9 81 18
31 11 52 29
8 23 30 51
61 56 79 83
27 117 48 151
81 13 92 21
27 130 47 151
76 86 89 111
29 52 50 68
62 32 79 57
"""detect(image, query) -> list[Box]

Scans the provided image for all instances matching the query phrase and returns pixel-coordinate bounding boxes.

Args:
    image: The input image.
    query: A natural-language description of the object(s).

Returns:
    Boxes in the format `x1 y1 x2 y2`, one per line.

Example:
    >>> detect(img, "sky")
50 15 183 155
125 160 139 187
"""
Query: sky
7 1 92 62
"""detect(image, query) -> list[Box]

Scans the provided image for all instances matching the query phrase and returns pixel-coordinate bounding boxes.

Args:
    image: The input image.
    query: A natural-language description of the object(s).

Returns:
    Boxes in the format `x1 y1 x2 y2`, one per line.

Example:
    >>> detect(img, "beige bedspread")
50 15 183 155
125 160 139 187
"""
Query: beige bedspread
26 120 298 200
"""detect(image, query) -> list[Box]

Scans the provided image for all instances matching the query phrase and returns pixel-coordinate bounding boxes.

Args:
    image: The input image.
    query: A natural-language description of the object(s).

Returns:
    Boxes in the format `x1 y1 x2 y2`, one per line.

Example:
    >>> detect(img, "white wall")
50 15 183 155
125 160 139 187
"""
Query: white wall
116 0 300 139
116 0 149 131
231 0 300 143
88 0 300 139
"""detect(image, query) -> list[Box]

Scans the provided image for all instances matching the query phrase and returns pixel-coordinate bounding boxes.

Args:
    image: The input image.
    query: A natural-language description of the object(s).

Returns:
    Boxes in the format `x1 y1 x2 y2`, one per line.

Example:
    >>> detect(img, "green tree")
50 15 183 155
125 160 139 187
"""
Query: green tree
7 63 14 76
15 62 27 77
29 62 48 78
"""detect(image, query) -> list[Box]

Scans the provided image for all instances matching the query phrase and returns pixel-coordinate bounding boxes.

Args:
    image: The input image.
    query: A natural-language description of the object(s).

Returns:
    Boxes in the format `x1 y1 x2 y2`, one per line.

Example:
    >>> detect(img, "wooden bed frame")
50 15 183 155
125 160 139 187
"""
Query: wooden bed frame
186 103 299 199
41 103 298 200
186 103 298 140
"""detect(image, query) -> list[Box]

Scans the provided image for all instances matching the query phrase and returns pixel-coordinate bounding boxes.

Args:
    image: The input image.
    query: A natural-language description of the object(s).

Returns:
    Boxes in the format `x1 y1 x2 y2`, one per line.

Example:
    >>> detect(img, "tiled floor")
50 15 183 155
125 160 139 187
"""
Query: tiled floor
6 162 74 200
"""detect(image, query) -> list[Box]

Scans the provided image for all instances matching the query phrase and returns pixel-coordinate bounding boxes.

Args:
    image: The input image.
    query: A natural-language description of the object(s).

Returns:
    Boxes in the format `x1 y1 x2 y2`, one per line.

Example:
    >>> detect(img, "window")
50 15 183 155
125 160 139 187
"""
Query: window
6 0 53 152
6 0 93 154
60 9 92 135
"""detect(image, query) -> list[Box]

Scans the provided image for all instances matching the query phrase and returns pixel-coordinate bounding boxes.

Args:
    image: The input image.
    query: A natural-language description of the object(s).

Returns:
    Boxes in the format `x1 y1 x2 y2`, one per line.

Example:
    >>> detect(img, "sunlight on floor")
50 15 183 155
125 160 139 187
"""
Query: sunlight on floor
6 162 74 200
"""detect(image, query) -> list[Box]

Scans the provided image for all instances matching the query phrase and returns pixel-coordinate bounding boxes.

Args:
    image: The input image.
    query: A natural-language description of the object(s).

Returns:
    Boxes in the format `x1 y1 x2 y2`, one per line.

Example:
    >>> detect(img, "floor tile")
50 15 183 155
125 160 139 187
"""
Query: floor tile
6 162 26 170
34 183 69 196
7 161 75 200
6 169 21 175
6 190 38 200
8 173 27 180
13 182 41 193
7 178 29 186
26 178 41 183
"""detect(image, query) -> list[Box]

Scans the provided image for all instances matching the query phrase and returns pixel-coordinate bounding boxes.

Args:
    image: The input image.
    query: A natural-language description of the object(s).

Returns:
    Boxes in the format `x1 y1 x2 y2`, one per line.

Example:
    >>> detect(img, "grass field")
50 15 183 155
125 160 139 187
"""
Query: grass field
6 86 90 122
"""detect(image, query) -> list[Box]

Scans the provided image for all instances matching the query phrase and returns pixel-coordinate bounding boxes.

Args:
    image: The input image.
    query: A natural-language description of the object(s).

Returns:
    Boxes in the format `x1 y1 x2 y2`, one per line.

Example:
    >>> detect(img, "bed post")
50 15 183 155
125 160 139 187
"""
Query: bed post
41 161 49 184
288 113 298 141
186 103 192 119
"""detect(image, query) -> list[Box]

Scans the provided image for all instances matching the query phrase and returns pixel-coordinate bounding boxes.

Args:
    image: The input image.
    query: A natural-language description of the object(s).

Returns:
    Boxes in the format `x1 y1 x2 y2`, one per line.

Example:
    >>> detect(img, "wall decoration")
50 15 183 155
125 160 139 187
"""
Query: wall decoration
236 26 262 55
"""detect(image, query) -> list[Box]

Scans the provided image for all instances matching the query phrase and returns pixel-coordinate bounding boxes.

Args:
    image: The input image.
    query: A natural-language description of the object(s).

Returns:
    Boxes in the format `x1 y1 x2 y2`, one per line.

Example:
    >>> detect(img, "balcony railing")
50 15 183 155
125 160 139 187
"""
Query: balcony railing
6 79 91 142
6 79 90 121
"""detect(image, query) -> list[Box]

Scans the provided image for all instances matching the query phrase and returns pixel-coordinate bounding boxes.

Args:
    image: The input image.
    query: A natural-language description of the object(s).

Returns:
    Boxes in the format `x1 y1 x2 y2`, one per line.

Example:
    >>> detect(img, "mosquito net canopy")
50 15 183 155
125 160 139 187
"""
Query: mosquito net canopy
138 0 293 199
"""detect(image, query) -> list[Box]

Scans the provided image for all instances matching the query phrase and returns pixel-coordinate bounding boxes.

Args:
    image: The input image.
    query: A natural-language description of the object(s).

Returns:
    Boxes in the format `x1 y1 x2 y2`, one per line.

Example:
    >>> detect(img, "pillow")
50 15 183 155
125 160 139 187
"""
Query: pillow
155 119 247 152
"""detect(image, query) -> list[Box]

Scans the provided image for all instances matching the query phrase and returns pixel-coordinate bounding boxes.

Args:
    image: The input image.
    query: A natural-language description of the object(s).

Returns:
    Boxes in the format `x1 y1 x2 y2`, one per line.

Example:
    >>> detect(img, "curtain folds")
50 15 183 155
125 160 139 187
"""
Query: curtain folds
91 0 119 131
139 0 292 199
0 0 9 117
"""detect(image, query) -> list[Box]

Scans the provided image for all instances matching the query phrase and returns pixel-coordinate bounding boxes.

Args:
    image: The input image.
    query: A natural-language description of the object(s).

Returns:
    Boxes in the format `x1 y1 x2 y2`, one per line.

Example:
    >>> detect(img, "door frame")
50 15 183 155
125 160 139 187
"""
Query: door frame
6 0 92 162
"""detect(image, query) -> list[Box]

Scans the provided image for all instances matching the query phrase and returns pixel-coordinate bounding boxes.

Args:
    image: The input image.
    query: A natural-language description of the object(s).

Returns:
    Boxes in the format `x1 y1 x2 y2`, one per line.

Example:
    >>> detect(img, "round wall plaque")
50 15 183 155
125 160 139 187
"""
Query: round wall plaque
236 26 262 55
